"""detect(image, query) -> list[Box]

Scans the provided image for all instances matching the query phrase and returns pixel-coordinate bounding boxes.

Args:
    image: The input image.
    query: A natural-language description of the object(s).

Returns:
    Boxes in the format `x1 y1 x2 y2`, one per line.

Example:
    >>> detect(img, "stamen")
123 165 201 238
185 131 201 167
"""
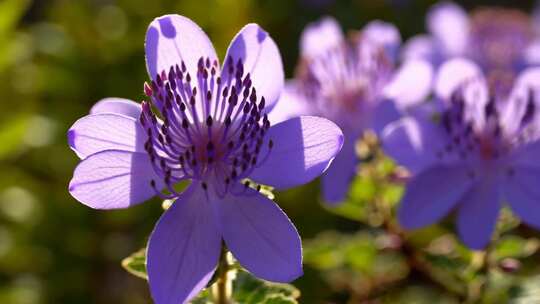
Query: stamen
141 57 273 198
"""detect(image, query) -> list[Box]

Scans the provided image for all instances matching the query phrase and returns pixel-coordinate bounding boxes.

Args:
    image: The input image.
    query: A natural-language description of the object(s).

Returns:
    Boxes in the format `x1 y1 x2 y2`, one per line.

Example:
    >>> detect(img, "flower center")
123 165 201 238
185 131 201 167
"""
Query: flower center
296 37 392 128
140 56 273 198
436 80 537 163
469 8 532 70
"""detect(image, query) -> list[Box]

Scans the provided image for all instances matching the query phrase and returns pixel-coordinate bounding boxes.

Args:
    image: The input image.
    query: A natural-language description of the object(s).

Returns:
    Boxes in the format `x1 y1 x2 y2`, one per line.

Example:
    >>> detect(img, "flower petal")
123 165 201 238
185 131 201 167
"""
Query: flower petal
383 59 434 108
90 98 141 118
300 16 344 59
503 166 540 229
68 150 160 209
499 68 540 136
68 113 146 159
512 141 540 168
435 58 482 100
216 186 302 282
362 20 401 61
398 165 474 229
249 116 344 190
222 24 284 111
321 135 357 205
524 39 540 66
147 184 221 304
456 179 501 250
427 2 469 56
145 14 218 80
268 81 310 124
382 115 448 173
402 34 437 62
371 99 401 135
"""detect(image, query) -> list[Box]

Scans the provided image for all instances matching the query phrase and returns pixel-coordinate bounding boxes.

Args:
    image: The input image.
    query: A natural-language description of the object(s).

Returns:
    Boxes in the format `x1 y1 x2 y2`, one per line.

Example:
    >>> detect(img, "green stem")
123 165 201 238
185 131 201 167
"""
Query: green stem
213 245 230 304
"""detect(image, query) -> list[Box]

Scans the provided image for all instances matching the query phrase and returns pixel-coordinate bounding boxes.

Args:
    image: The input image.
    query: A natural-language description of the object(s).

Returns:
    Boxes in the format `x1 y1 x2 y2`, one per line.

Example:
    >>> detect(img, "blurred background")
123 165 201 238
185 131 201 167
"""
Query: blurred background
1 0 539 303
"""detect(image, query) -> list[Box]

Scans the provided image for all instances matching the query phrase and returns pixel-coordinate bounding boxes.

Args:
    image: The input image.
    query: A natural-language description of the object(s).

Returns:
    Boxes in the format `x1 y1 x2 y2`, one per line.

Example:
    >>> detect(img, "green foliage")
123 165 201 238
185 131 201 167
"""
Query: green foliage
190 270 300 304
326 149 404 227
509 275 540 303
121 248 147 280
122 249 300 303
304 231 409 299
229 270 300 304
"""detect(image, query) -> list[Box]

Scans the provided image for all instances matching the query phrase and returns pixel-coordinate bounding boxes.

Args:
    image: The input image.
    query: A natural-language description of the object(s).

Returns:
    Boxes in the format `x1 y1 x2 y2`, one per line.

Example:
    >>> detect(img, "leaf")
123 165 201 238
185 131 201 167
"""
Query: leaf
324 177 374 222
482 270 516 304
491 236 540 262
304 231 409 298
231 270 300 303
509 275 540 303
121 249 300 303
496 207 521 234
323 151 404 225
121 248 147 280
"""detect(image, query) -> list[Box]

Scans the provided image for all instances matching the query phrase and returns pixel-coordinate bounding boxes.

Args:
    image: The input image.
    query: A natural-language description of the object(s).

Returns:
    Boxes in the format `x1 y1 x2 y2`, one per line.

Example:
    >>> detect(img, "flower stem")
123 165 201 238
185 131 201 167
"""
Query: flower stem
213 244 231 304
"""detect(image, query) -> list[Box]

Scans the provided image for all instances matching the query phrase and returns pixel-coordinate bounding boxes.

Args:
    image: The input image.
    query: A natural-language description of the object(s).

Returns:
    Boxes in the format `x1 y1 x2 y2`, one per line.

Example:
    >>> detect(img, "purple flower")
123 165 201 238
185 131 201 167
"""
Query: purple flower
270 17 432 204
383 58 540 249
404 2 540 74
68 15 343 303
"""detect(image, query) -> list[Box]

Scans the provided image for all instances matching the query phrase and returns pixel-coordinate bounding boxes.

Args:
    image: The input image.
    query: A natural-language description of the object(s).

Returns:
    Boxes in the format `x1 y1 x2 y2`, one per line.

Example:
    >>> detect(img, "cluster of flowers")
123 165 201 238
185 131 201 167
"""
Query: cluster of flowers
67 2 540 303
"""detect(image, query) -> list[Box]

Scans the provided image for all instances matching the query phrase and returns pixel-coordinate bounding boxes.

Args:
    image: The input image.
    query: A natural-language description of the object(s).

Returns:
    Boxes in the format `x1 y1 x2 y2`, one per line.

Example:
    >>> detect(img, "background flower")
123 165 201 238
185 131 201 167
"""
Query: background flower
404 1 540 75
383 58 540 249
270 16 432 205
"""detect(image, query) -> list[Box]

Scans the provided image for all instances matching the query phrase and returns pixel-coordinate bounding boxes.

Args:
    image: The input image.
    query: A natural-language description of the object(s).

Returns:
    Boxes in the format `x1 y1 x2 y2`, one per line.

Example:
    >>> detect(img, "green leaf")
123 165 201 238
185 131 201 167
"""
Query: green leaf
121 249 300 303
491 236 540 262
324 176 374 222
323 151 404 225
509 275 540 303
304 231 409 298
495 208 521 234
231 270 300 303
482 270 516 304
121 248 147 280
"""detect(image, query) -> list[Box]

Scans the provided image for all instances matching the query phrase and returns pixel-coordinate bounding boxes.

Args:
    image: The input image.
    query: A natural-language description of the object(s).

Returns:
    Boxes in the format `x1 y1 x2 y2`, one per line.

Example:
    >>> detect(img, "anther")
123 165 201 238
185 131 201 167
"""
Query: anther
144 82 153 96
